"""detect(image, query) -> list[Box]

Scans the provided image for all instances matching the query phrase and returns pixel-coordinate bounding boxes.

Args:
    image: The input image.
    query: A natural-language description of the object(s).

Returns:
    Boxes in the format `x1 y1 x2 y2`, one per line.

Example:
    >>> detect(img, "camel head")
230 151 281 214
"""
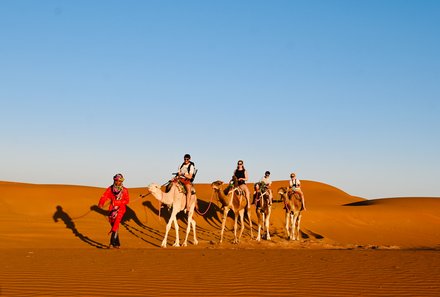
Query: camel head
277 187 289 200
211 180 224 190
147 183 162 198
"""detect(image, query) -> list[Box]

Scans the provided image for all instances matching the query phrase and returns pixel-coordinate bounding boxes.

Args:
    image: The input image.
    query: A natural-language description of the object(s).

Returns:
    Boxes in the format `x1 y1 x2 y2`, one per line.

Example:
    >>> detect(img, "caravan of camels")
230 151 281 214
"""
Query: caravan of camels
137 156 305 247
97 155 305 248
145 176 304 247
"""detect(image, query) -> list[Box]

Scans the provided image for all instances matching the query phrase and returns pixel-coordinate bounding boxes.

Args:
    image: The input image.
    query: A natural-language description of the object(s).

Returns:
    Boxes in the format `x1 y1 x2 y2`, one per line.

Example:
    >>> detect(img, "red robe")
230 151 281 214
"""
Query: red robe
98 186 129 233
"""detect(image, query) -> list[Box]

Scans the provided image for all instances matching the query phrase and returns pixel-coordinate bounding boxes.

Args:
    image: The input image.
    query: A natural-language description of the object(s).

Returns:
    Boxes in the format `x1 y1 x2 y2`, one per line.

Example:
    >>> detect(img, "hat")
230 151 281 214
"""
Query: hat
113 173 124 182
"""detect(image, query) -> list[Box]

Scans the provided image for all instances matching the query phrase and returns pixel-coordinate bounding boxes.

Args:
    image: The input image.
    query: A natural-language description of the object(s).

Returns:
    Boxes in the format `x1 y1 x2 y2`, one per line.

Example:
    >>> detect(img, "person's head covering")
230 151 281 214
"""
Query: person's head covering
113 173 124 182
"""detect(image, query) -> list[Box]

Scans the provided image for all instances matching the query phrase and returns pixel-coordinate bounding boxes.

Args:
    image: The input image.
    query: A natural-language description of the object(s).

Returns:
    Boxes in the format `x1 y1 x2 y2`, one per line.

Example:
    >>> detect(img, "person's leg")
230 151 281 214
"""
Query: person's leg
244 185 251 208
269 188 273 205
185 183 191 212
114 231 120 248
298 189 306 210
110 231 117 247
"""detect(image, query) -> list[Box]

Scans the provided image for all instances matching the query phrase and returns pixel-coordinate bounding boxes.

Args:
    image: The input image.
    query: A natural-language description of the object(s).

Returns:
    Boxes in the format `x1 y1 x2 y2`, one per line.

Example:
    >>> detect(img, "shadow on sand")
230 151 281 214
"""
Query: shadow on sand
90 205 162 247
53 205 107 249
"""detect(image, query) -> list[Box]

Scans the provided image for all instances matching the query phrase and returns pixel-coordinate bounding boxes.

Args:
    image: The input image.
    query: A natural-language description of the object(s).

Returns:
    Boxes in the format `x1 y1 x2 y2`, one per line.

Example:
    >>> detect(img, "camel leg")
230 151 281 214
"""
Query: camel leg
289 213 295 241
191 195 198 245
256 213 262 242
191 217 198 245
237 209 245 243
162 214 174 248
285 212 290 240
183 206 197 246
292 211 300 241
220 207 229 244
233 212 240 244
265 210 271 241
247 207 253 239
172 218 180 247
182 209 192 247
294 212 302 241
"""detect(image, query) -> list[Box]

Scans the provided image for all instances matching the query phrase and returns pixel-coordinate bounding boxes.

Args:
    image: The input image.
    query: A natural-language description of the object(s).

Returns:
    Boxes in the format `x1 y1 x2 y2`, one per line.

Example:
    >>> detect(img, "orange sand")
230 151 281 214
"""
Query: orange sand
1 180 439 296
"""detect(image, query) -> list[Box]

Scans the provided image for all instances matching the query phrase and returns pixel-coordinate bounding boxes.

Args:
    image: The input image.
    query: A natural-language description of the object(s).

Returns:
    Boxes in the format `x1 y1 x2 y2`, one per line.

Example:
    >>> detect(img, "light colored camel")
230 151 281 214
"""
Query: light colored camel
147 181 198 247
211 180 253 244
278 187 303 241
254 186 272 241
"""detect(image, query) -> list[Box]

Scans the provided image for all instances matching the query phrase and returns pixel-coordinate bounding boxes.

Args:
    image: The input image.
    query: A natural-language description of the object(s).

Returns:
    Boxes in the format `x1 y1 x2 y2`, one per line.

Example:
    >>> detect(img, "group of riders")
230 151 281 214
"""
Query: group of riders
97 154 306 248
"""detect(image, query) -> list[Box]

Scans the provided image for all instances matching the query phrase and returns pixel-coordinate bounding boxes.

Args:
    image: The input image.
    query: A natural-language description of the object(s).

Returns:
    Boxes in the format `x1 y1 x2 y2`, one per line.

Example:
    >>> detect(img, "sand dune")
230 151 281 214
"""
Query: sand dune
1 180 439 296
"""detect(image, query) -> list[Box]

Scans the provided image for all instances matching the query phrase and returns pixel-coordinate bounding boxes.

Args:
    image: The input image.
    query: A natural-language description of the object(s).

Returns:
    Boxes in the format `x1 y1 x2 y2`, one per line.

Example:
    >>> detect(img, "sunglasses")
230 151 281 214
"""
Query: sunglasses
184 158 190 161
237 163 243 166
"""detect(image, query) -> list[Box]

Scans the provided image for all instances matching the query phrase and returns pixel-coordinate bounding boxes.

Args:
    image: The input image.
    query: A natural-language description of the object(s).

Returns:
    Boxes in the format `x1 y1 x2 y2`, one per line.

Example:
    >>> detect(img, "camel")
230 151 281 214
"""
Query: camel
278 187 303 241
253 186 272 241
211 180 253 244
147 181 198 248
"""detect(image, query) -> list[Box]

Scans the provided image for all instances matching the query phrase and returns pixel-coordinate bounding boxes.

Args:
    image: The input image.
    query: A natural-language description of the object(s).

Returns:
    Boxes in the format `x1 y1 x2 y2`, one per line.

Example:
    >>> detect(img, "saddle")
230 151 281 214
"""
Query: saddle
166 179 196 195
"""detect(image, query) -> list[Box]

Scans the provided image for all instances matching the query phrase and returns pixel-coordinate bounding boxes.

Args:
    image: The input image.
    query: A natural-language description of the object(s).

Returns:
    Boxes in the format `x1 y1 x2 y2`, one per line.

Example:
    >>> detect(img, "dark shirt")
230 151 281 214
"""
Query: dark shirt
234 169 246 185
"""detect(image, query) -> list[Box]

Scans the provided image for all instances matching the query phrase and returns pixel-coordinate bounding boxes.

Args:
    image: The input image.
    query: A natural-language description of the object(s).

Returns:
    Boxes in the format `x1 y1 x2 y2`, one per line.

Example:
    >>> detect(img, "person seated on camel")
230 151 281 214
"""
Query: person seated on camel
289 172 306 211
254 171 273 207
233 160 251 208
177 154 196 212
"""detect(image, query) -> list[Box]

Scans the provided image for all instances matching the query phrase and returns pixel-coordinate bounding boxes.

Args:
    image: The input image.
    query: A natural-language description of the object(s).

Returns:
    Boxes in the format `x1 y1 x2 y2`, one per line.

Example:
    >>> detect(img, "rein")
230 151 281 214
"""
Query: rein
195 189 214 216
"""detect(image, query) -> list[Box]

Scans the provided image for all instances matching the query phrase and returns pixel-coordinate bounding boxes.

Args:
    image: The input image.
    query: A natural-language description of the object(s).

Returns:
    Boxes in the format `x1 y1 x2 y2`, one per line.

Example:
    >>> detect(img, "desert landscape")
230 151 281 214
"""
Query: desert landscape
1 180 439 296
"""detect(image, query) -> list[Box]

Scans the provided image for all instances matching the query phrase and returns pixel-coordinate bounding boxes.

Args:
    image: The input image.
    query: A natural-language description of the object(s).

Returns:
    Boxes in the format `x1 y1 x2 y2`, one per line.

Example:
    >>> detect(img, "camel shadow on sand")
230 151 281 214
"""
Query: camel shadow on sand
53 205 108 249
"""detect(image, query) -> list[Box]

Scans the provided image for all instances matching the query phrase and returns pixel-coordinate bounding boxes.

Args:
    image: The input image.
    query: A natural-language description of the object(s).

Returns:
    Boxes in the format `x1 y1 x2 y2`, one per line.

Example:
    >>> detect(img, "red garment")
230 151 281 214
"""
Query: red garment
98 186 129 233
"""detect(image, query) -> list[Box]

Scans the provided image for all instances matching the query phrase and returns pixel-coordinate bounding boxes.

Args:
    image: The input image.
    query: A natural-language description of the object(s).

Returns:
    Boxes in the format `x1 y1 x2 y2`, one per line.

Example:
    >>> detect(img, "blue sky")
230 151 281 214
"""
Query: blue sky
1 0 439 198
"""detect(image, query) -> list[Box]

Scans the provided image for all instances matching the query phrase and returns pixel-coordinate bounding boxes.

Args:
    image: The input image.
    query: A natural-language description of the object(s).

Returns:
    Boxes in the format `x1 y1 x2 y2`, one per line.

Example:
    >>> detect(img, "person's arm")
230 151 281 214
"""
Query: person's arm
98 187 111 208
124 188 130 204
243 170 248 182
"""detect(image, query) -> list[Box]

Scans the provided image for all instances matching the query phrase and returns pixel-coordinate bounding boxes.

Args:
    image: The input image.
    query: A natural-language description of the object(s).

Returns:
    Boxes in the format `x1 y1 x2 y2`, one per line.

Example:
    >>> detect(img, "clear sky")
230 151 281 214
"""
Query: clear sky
1 0 439 199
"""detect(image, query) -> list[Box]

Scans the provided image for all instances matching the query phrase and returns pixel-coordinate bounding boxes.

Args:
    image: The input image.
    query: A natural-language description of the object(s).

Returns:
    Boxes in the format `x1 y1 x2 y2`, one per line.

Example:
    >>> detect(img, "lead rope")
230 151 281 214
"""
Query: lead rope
195 190 214 216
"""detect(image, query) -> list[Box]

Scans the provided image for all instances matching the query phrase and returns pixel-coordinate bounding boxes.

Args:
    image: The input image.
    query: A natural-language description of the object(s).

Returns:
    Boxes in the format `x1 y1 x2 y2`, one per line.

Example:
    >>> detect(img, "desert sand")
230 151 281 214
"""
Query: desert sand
1 180 439 296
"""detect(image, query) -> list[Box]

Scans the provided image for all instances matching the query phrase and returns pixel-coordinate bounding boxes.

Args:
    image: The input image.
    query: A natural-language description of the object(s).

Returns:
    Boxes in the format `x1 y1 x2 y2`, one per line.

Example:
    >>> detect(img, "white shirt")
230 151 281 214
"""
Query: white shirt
178 162 195 177
289 178 300 188
260 176 272 186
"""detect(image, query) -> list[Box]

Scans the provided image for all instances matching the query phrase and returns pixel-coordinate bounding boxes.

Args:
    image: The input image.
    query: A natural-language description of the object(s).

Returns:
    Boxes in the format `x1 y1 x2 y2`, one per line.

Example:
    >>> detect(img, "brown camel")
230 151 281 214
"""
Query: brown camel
211 180 253 243
278 186 303 241
254 185 272 241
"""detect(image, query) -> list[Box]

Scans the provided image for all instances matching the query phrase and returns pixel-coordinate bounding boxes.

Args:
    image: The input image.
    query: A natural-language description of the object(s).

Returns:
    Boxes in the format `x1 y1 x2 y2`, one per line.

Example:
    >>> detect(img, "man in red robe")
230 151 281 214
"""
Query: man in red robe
98 173 129 248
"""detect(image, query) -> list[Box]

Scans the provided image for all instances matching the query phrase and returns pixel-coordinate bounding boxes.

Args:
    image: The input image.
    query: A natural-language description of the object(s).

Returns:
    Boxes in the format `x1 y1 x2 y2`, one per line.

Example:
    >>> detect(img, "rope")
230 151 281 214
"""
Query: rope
71 200 110 221
195 190 214 216
71 209 92 220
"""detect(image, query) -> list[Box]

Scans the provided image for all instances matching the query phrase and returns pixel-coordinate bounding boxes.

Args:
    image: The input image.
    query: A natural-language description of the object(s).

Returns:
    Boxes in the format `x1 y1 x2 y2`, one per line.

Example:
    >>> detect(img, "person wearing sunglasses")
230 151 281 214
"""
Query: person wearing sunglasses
177 154 196 212
289 172 306 210
233 160 251 208
98 173 130 248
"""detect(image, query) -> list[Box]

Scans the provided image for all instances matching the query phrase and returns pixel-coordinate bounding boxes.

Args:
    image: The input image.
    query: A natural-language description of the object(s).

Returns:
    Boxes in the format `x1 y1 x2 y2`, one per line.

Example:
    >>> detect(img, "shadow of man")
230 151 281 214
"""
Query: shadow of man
90 204 163 247
53 205 107 249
